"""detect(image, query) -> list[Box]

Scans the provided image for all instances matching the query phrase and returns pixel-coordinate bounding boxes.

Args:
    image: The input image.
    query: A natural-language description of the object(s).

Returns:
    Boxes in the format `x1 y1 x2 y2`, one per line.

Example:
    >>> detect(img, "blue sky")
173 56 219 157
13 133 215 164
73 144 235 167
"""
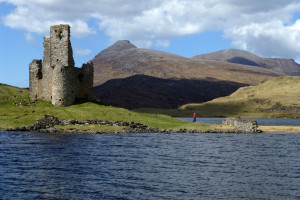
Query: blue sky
1 0 300 88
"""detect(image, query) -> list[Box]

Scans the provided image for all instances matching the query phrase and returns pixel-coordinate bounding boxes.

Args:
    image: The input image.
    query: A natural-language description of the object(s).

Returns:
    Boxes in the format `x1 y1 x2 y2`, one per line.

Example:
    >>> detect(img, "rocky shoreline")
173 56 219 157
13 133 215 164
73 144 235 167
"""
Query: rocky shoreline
4 115 261 134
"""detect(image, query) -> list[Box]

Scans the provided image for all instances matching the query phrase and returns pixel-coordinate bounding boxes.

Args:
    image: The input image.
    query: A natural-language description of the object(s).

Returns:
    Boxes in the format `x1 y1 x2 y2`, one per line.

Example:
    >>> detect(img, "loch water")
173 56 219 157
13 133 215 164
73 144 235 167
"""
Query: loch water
0 130 299 200
177 117 300 126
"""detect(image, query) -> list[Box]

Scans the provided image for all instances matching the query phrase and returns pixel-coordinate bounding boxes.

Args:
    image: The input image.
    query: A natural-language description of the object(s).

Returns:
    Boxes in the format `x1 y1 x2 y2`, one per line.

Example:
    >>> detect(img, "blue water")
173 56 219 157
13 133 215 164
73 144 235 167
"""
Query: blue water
0 130 299 200
178 117 300 126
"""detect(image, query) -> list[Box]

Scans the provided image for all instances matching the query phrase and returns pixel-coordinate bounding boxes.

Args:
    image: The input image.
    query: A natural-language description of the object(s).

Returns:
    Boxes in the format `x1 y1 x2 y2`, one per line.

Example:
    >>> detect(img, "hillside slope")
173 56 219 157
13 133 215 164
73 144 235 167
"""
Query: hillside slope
193 49 300 76
180 76 300 118
0 83 29 99
0 84 209 131
92 40 280 86
91 41 283 109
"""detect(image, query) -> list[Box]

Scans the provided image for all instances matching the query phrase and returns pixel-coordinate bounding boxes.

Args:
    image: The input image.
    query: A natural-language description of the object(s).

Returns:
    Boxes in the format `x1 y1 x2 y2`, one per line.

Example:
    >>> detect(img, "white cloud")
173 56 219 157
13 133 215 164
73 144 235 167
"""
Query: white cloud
1 0 300 58
24 32 33 42
69 20 96 37
1 0 97 37
74 48 92 56
224 19 300 58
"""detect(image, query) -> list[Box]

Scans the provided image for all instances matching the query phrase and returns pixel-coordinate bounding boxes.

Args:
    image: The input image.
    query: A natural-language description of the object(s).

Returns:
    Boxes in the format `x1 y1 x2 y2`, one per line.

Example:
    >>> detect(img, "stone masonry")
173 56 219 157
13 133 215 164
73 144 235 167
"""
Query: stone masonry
29 24 94 106
222 117 261 133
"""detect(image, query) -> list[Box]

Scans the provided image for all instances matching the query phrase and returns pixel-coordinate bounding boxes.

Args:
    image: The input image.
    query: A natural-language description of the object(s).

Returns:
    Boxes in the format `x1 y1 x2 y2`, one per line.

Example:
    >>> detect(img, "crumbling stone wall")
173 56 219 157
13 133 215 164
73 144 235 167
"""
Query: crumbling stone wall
29 24 94 106
41 36 53 101
222 117 261 133
29 59 42 99
76 63 94 99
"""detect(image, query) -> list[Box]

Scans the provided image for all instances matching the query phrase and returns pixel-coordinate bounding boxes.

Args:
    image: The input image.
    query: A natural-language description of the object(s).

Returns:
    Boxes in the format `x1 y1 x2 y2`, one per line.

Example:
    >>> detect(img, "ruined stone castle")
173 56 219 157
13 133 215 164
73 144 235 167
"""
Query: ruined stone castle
29 24 94 106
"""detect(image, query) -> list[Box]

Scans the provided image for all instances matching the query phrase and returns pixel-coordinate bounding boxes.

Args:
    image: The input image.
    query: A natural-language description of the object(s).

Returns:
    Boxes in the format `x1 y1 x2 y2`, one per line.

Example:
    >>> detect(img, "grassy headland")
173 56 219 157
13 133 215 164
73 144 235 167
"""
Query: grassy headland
0 84 210 132
136 76 300 118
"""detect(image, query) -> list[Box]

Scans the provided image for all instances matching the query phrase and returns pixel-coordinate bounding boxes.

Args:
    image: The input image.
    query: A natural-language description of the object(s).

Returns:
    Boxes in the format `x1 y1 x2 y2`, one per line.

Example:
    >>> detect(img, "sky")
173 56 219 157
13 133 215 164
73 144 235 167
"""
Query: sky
1 0 300 88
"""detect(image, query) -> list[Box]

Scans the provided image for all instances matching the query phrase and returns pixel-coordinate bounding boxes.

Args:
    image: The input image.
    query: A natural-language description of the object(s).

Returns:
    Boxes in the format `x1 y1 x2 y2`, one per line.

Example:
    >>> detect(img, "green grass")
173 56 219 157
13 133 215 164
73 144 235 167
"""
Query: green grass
0 83 29 99
136 76 300 118
0 84 211 132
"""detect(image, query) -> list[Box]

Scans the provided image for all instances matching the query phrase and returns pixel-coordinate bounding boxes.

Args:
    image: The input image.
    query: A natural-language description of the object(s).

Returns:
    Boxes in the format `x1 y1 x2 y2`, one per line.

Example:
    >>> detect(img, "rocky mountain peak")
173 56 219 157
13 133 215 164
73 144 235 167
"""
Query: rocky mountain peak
93 40 137 62
105 40 137 52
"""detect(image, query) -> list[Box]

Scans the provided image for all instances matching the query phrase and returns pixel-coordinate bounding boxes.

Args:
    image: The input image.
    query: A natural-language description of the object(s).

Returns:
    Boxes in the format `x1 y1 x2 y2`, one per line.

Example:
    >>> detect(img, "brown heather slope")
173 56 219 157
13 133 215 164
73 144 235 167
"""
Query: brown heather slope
193 49 300 76
91 41 284 109
92 40 280 86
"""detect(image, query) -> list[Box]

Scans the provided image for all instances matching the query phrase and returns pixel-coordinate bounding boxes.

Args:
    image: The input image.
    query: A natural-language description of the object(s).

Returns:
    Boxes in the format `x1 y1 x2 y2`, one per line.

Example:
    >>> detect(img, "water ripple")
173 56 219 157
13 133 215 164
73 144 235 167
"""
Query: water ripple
0 131 299 199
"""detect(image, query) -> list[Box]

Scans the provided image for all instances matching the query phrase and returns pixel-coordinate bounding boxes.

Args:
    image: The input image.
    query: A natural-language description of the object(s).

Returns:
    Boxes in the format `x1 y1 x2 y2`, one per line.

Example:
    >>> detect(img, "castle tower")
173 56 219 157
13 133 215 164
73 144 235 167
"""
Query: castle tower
49 24 74 68
50 24 76 106
29 24 94 107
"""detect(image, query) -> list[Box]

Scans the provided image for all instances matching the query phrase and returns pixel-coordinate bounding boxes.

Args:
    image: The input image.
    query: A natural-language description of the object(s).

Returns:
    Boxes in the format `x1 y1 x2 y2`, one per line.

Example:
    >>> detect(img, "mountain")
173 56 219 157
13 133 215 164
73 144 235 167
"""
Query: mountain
193 49 300 76
92 40 281 86
91 41 284 109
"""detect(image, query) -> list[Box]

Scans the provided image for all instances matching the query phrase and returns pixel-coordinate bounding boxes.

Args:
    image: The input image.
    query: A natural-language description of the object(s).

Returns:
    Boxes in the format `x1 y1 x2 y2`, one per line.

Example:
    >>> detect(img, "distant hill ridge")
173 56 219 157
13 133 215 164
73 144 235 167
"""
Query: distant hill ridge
91 40 298 109
193 49 300 76
92 40 281 86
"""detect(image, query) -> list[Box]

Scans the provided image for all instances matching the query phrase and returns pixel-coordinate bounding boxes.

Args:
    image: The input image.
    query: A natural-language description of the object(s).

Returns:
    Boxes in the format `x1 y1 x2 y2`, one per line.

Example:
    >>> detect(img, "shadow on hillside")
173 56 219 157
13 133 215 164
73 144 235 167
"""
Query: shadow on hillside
94 75 248 110
228 57 261 67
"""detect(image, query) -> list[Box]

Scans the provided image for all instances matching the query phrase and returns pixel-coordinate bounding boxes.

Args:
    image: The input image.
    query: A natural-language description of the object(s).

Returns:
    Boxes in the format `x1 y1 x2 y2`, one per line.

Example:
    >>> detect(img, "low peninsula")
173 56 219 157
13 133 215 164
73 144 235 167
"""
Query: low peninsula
1 84 299 134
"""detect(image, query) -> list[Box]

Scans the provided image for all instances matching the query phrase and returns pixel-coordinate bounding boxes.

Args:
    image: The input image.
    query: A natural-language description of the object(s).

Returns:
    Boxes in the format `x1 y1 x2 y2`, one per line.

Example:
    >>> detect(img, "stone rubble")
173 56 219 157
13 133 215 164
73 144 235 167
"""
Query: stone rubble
5 115 160 134
13 99 37 107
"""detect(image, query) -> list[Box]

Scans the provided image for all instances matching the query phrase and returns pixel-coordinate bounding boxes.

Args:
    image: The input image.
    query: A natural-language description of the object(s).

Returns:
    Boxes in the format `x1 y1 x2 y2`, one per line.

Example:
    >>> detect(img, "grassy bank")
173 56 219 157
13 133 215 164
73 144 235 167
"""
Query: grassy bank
0 84 210 132
136 76 300 118
259 126 300 133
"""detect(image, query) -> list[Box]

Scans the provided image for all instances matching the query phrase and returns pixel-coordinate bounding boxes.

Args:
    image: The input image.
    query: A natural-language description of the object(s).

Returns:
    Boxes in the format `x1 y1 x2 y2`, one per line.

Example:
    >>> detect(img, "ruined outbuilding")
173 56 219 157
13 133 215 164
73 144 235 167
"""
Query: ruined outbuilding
29 24 93 106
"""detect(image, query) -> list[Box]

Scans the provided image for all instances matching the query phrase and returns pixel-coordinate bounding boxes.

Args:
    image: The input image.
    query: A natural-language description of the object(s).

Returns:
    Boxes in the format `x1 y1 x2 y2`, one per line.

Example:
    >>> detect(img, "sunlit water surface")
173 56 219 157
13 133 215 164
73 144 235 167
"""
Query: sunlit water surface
0 130 299 200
